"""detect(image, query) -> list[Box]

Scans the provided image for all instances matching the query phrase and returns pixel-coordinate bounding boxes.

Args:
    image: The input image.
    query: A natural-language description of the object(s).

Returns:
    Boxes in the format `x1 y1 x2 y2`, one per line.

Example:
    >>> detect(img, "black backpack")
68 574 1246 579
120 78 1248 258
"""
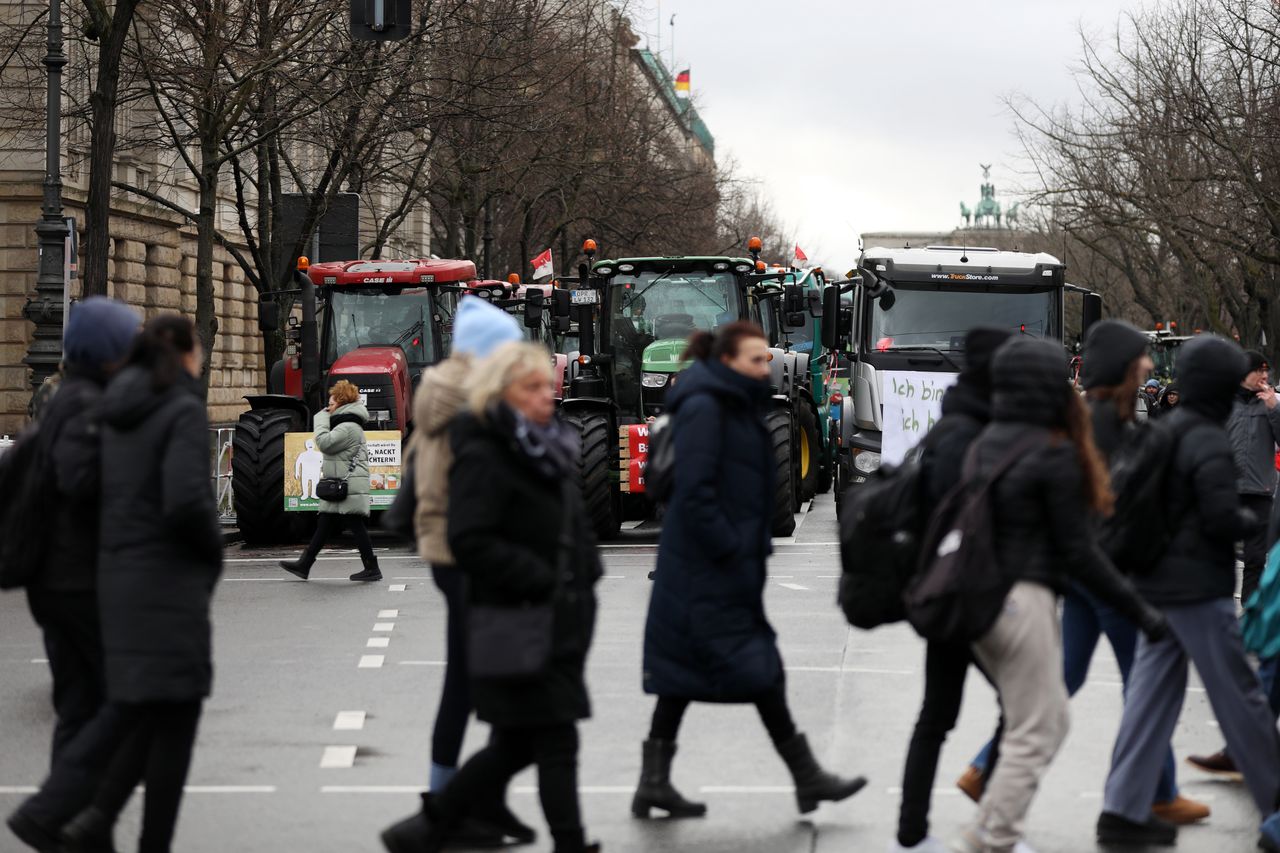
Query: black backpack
836 451 926 629
1099 419 1179 575
904 435 1039 643
644 414 675 503
0 421 57 590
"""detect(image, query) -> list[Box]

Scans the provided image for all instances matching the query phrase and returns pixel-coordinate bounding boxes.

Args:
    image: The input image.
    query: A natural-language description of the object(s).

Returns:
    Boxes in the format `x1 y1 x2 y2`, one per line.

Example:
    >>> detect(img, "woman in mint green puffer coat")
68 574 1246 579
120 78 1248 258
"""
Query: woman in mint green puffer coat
280 379 381 582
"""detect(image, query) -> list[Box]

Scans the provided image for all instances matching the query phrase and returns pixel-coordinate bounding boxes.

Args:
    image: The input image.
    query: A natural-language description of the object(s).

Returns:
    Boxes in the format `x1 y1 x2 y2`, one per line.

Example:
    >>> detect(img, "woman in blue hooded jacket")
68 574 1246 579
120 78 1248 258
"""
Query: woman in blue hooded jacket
630 322 865 820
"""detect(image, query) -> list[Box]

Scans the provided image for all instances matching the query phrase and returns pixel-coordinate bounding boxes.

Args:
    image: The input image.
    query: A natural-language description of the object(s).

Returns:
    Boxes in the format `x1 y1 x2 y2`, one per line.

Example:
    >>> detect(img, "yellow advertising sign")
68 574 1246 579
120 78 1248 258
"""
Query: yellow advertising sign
283 431 402 511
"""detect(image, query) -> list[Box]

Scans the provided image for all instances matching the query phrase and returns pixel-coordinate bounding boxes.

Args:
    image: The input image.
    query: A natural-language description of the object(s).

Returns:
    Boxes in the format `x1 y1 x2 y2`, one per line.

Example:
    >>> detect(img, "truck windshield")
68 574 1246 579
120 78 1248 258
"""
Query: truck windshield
325 287 436 366
870 283 1059 351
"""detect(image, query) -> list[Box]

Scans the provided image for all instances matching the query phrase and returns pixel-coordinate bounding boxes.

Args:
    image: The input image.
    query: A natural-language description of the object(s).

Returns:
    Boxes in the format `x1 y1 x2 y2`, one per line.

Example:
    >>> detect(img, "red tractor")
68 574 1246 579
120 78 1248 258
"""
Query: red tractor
233 257 480 545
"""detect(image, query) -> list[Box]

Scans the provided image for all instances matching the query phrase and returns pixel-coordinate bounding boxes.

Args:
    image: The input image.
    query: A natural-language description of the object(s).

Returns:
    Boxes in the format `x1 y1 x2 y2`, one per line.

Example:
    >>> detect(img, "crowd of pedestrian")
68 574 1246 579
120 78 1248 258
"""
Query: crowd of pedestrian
6 296 1280 853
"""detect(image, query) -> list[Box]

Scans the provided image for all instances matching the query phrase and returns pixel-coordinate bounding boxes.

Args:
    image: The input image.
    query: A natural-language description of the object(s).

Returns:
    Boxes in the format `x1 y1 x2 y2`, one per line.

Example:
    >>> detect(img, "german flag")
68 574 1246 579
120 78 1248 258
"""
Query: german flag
675 69 690 96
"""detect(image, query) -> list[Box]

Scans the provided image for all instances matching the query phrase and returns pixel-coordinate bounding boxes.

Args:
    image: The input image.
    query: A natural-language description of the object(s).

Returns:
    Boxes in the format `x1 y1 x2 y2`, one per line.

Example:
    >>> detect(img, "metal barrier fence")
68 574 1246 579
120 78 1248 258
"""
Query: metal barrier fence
211 427 235 523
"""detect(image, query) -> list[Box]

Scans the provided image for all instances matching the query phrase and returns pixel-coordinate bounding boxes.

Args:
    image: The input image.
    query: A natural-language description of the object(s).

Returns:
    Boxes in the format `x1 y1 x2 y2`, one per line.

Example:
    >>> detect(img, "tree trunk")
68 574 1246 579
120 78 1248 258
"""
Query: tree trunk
195 137 220 396
80 0 141 297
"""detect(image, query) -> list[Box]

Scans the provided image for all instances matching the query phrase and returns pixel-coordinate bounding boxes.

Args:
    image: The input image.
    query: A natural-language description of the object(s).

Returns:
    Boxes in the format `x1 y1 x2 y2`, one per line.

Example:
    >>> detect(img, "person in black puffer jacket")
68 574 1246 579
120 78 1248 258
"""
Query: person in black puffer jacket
381 342 602 853
893 326 1010 853
1097 335 1280 849
951 338 1166 853
9 315 222 853
632 322 866 822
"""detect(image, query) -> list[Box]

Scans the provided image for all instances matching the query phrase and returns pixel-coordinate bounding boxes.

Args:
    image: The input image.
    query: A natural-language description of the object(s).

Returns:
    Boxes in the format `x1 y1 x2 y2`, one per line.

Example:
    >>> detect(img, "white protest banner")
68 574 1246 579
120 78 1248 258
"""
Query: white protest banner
880 371 958 466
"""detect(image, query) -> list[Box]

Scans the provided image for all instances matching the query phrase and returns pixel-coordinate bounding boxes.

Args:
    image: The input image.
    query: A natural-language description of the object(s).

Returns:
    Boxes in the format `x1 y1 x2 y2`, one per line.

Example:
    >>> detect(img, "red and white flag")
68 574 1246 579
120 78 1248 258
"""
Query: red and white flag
530 248 554 281
794 244 809 264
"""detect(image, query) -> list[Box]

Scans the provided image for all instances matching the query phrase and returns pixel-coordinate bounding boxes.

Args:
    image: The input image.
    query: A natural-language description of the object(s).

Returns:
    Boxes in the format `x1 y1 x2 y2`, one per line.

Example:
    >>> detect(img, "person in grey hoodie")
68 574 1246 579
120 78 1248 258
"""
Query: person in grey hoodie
1230 350 1280 604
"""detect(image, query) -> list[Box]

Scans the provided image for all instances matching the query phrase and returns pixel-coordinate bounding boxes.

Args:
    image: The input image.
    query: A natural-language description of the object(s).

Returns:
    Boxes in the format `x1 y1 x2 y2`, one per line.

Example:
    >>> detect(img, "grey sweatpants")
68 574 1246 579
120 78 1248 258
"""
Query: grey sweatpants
1103 597 1280 820
969 582 1070 852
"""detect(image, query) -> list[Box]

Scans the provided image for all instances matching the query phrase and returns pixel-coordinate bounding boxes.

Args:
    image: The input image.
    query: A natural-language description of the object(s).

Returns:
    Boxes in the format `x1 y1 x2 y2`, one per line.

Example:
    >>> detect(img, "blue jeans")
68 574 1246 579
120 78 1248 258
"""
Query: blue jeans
973 587 1178 803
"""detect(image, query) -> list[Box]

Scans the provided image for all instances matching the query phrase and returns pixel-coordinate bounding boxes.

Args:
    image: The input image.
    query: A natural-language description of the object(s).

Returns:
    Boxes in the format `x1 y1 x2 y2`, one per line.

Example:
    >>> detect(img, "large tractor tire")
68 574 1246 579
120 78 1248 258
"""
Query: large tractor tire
566 411 620 540
796 400 822 504
232 408 308 546
766 407 797 537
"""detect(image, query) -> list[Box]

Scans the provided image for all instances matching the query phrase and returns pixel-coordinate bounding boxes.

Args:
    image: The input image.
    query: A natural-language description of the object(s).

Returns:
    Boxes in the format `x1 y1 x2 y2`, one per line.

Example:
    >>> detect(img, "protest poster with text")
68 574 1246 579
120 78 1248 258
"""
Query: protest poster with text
879 371 958 466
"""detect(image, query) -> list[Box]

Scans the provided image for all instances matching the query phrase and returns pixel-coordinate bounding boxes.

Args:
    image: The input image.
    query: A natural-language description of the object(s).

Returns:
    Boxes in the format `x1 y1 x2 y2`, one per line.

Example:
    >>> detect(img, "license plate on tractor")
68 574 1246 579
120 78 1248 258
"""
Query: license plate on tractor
570 289 599 305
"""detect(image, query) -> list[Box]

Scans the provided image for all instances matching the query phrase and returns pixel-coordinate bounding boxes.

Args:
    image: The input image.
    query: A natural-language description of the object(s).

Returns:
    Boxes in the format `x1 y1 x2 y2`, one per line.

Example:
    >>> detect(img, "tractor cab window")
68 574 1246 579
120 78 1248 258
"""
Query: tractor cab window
605 270 741 414
325 287 437 367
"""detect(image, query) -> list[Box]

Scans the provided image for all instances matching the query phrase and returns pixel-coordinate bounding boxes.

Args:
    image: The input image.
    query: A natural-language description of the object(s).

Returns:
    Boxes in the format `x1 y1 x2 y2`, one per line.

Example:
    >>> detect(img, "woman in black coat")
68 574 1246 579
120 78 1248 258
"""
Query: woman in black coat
381 342 602 853
9 315 222 853
631 322 865 820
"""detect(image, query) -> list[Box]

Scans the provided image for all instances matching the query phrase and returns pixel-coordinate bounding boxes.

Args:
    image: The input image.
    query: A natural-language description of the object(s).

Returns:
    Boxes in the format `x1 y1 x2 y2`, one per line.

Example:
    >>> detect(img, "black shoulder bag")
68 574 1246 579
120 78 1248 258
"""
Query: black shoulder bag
316 444 364 502
467 486 573 680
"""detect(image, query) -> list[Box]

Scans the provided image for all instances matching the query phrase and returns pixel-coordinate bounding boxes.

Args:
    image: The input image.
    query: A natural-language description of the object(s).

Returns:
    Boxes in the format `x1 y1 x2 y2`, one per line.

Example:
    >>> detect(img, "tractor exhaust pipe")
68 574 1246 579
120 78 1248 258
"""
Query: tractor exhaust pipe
297 257 320 410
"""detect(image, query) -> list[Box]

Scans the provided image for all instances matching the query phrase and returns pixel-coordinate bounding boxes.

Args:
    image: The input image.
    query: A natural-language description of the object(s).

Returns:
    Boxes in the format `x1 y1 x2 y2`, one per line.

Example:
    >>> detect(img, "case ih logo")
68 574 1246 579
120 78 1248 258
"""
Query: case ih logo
359 388 379 394
362 276 390 283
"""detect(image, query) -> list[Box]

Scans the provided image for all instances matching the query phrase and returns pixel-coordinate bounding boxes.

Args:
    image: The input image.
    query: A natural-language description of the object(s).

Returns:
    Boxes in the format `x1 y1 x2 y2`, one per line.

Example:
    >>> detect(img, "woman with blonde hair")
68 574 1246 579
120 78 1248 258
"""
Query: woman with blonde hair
382 342 602 853
280 379 380 582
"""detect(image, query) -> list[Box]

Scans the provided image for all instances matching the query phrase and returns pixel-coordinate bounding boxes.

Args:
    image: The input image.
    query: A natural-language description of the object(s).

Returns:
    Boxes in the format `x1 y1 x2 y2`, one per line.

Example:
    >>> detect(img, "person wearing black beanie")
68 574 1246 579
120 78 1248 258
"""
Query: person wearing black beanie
891 327 1013 853
1098 336 1280 849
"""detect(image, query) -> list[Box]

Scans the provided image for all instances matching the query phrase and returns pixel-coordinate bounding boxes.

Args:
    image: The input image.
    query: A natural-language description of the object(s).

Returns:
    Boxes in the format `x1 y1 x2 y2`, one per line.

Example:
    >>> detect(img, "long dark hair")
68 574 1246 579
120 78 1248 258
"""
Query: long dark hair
1063 388 1115 515
129 314 197 391
682 321 767 362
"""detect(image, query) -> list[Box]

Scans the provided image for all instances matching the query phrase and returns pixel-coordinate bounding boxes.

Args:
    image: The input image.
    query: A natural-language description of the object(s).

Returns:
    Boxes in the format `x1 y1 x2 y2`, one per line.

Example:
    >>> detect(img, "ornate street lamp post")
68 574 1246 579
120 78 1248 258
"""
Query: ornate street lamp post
23 0 69 397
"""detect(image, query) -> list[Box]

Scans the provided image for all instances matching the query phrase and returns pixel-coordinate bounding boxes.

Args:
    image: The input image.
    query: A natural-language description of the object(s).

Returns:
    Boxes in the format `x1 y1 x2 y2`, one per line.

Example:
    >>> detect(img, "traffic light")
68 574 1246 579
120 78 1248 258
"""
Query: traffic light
350 0 412 41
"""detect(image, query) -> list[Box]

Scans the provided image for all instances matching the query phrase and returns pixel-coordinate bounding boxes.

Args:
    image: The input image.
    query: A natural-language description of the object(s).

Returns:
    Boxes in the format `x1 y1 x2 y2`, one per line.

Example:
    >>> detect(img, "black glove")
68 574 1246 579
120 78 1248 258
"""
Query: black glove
1137 604 1169 643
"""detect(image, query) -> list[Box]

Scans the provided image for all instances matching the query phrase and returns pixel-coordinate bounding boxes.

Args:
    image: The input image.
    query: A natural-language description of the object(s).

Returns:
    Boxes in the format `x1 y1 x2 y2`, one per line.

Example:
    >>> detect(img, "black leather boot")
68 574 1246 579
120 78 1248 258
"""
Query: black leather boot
279 557 312 580
630 739 707 818
775 732 867 814
469 800 537 844
350 554 382 582
381 793 447 853
61 806 118 853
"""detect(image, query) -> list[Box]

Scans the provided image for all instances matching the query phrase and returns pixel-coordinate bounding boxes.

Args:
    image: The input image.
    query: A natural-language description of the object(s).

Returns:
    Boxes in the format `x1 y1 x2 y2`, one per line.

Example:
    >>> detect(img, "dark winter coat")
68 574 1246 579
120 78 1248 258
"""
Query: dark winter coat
447 410 602 728
643 358 782 702
34 369 109 592
97 367 223 703
1089 397 1131 463
1227 387 1280 496
919 379 991 510
1140 336 1258 605
971 339 1152 626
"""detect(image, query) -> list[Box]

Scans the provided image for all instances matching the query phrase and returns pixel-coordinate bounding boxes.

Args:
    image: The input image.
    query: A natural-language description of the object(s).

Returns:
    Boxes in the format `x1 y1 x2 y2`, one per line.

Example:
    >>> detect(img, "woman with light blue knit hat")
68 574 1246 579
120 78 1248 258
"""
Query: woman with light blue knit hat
383 296 533 848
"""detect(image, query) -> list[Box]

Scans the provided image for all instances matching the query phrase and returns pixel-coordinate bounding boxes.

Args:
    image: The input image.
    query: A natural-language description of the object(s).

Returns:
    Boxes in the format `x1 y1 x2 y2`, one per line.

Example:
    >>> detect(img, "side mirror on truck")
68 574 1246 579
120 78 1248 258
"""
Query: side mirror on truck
783 284 805 315
524 289 545 330
821 285 843 351
551 287 571 319
1082 292 1103 339
258 300 280 332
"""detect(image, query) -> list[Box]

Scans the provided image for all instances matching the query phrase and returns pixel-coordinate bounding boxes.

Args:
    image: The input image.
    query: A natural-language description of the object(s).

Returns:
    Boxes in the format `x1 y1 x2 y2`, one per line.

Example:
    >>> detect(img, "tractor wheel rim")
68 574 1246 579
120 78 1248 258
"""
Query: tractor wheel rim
799 428 810 477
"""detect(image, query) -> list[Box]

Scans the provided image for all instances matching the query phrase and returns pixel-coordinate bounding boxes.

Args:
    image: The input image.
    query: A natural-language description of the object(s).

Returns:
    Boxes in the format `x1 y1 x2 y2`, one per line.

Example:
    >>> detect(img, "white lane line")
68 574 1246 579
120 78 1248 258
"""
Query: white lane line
399 661 446 666
367 637 390 649
514 785 633 794
389 584 407 592
0 786 277 795
320 746 358 769
226 555 421 564
31 659 48 664
603 575 626 579
373 623 395 632
378 610 399 618
333 711 366 731
323 786 425 794
620 520 645 530
0 787 37 794
358 655 385 669
777 582 809 591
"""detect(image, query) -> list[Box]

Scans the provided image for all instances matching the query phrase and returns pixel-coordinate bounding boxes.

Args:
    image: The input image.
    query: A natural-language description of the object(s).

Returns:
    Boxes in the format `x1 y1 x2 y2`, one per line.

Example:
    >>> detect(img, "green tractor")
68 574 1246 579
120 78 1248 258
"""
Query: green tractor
552 239 821 539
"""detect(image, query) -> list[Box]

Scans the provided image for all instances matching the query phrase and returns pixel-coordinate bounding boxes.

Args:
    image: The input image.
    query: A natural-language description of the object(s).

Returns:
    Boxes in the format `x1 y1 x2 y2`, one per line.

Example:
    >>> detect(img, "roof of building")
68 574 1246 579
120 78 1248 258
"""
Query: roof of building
633 48 715 157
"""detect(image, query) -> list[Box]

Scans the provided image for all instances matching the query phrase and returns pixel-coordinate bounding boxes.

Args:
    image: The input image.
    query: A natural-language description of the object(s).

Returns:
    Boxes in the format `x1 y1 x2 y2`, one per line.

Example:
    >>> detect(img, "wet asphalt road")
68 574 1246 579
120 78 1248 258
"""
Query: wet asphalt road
0 494 1266 852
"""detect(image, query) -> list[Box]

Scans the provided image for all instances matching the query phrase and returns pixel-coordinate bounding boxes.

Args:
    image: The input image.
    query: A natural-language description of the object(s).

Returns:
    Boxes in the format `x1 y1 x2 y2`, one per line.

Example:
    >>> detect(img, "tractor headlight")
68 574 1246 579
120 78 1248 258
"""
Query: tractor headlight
853 450 881 473
642 372 669 388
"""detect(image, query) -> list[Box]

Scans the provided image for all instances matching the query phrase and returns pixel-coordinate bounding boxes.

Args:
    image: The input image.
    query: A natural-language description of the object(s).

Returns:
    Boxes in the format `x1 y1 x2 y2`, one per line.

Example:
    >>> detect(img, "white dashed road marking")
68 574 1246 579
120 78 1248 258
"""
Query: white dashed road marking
378 610 399 618
320 746 357 769
366 637 390 649
778 582 810 591
373 623 395 632
333 711 366 731
358 655 385 669
388 584 407 592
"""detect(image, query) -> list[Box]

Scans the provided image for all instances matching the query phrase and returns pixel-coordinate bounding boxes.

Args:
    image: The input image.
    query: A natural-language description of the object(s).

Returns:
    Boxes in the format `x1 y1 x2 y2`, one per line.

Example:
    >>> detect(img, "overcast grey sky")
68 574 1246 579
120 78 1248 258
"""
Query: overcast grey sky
633 0 1144 271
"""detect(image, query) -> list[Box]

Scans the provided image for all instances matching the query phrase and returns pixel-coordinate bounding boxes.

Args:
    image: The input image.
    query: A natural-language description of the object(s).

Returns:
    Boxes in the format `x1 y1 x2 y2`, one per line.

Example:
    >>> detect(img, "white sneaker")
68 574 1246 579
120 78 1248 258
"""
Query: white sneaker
889 838 950 853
